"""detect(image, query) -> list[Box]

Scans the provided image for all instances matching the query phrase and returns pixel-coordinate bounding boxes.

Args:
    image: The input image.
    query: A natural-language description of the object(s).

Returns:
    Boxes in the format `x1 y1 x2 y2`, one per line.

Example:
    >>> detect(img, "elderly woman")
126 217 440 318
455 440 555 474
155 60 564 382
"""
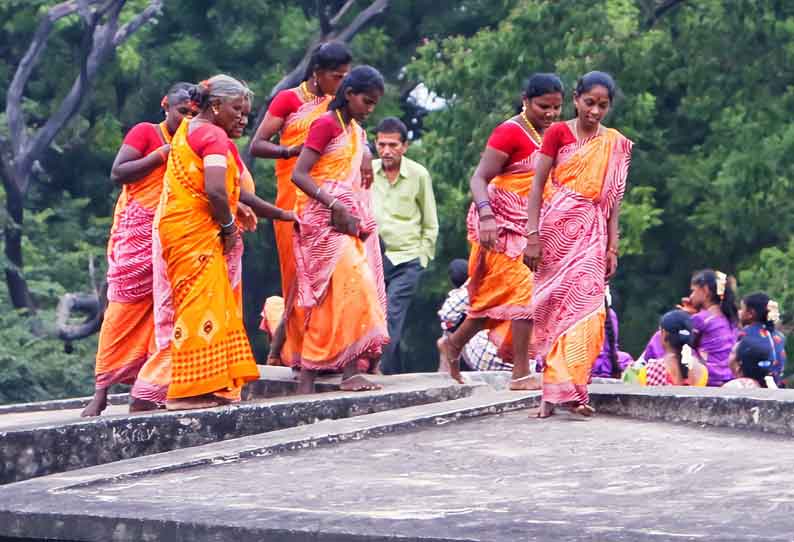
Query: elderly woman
150 74 261 410
82 83 197 417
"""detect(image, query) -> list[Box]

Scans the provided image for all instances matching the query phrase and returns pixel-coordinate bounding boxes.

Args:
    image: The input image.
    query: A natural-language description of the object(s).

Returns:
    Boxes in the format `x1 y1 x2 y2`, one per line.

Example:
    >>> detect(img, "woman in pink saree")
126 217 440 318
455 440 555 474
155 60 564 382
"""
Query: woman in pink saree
525 71 633 418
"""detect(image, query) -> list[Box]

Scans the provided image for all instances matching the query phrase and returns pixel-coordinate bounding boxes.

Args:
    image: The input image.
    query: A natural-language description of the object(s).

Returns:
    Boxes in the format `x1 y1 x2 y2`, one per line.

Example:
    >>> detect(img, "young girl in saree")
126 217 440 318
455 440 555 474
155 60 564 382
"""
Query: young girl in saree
251 42 352 365
525 71 634 418
289 66 388 393
437 73 564 390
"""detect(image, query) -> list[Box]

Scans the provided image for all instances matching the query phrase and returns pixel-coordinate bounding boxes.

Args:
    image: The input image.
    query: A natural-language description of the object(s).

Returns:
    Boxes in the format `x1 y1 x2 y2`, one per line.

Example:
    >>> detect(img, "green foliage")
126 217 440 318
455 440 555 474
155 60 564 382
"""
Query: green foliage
4 0 794 400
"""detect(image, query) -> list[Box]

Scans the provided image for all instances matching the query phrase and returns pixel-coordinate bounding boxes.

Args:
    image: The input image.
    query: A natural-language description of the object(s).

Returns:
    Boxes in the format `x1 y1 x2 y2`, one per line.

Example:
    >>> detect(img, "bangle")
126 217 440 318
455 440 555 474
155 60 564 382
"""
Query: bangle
220 217 235 229
221 224 238 237
158 149 168 163
328 198 338 210
281 146 290 159
475 200 491 210
525 229 539 237
314 185 324 199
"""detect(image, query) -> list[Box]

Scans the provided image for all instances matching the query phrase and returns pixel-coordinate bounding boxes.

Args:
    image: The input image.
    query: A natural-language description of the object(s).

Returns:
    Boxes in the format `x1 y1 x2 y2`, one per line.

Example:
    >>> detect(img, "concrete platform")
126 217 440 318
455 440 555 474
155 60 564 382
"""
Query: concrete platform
2 410 792 541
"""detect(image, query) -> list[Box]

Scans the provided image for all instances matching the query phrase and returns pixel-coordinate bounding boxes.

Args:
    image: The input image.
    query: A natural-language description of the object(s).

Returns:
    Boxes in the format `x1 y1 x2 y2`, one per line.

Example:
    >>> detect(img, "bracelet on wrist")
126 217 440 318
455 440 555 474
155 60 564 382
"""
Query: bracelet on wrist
220 224 239 237
328 198 339 210
281 146 290 159
475 200 491 210
525 229 539 238
220 217 236 229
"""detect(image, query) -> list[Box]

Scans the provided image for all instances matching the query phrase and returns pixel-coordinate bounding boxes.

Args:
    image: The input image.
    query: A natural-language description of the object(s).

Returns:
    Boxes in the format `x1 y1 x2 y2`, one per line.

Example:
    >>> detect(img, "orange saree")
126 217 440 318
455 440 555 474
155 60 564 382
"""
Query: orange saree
135 120 258 401
464 123 537 359
289 119 388 370
532 127 633 406
265 92 332 365
93 122 171 390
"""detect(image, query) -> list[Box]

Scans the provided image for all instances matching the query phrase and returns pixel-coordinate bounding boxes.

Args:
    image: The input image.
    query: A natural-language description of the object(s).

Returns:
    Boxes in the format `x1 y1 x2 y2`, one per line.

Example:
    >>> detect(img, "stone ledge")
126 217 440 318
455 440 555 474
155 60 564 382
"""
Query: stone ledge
590 383 794 436
0 374 478 485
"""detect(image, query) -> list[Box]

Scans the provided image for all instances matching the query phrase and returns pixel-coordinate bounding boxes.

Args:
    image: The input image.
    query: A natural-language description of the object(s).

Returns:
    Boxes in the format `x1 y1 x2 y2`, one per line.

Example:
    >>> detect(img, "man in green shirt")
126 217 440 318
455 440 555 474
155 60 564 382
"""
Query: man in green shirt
372 117 439 374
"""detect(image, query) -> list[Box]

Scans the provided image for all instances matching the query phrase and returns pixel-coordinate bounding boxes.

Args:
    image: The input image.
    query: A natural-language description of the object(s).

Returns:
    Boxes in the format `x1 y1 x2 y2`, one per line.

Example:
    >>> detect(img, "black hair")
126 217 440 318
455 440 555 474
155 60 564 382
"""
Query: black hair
691 269 739 326
448 259 469 289
743 292 775 332
604 299 620 378
660 309 694 380
524 73 565 100
574 71 617 101
375 117 408 143
166 82 195 107
736 334 774 387
303 41 352 82
328 65 385 111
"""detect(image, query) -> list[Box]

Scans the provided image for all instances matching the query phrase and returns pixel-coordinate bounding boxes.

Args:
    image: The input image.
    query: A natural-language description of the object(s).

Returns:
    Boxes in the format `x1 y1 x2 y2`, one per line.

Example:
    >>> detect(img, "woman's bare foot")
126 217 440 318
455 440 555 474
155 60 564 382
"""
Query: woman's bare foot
340 374 382 391
437 336 464 384
529 400 556 419
166 394 224 411
509 374 542 391
129 398 160 413
569 403 595 418
81 389 109 417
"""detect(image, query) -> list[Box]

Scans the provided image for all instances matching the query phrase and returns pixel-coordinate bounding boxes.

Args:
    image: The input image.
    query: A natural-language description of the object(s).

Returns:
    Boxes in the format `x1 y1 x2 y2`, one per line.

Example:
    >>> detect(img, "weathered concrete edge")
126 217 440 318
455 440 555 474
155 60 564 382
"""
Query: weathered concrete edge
0 392 541 542
0 394 131 415
591 387 794 436
58 391 541 491
0 380 479 485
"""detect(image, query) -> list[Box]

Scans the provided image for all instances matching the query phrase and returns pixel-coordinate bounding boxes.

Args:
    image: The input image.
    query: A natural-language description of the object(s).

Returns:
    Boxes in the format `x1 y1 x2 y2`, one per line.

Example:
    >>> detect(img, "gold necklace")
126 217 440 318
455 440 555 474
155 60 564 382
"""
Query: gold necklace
520 109 542 146
336 109 348 134
300 80 319 100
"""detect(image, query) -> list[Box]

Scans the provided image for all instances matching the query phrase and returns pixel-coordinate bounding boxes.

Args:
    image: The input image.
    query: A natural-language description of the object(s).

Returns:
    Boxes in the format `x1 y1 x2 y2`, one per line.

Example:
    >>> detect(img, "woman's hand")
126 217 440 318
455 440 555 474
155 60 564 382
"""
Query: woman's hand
236 201 258 232
330 202 360 236
478 212 498 250
523 234 542 271
221 229 239 255
605 251 618 280
288 144 303 157
677 297 697 314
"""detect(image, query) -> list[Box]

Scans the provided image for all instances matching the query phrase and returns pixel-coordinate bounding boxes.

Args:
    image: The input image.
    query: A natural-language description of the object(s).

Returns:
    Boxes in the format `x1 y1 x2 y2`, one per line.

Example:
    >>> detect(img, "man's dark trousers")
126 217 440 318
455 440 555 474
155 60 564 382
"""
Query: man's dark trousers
380 255 423 375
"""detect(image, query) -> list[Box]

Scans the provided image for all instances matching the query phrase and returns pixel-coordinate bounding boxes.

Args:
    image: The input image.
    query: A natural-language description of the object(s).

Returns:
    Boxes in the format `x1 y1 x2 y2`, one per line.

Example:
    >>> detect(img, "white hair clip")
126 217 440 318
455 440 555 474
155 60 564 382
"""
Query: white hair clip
681 345 695 368
768 300 781 324
715 271 727 298
679 329 691 336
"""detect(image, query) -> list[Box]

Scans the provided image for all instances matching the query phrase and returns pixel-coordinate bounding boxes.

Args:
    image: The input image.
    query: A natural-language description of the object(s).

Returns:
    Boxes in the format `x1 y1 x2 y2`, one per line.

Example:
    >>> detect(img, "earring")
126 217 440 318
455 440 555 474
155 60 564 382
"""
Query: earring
212 107 219 115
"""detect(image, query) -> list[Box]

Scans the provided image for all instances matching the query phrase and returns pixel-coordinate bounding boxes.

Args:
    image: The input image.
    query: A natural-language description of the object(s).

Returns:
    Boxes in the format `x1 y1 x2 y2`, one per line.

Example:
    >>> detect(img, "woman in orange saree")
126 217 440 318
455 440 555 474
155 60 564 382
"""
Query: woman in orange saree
437 74 563 390
81 83 196 417
130 91 292 409
525 72 633 418
290 66 388 393
129 75 261 411
251 42 352 365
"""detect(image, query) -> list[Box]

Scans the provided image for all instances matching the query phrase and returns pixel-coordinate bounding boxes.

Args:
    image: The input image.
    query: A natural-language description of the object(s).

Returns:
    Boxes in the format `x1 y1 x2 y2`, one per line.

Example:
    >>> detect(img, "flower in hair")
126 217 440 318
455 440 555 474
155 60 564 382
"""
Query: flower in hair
768 300 781 324
715 270 727 298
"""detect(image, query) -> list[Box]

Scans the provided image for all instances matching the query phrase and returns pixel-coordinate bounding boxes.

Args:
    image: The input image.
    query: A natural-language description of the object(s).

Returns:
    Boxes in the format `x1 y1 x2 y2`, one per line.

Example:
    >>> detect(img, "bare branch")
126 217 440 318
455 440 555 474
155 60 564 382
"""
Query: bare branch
113 0 163 46
334 0 388 42
243 0 391 166
646 0 688 28
317 0 332 35
330 0 357 26
55 292 105 341
6 1 91 160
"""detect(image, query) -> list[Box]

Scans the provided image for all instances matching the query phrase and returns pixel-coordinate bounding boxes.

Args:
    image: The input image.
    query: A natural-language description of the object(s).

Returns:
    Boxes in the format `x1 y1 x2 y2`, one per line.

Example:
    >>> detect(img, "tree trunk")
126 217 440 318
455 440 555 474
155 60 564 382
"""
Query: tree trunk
3 174 35 312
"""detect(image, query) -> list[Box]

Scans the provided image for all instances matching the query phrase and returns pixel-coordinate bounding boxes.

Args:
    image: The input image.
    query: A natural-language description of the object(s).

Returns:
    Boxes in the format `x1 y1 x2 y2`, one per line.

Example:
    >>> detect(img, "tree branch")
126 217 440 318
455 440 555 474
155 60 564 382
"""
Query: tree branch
243 0 391 166
113 0 163 46
330 0 357 26
646 0 688 28
6 0 92 162
317 0 332 35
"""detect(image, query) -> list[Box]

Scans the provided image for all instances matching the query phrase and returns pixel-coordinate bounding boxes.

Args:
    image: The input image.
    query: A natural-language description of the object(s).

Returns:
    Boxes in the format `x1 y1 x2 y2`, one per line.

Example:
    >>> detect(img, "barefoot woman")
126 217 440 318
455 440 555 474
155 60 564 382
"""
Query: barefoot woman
82 83 196 417
250 42 351 364
290 66 389 393
153 75 260 410
525 71 633 417
438 73 563 390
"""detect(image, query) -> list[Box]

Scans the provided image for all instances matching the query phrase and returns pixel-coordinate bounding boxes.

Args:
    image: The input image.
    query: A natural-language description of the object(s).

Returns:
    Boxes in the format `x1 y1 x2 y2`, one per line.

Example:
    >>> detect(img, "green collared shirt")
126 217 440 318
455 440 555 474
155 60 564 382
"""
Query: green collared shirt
372 156 439 267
